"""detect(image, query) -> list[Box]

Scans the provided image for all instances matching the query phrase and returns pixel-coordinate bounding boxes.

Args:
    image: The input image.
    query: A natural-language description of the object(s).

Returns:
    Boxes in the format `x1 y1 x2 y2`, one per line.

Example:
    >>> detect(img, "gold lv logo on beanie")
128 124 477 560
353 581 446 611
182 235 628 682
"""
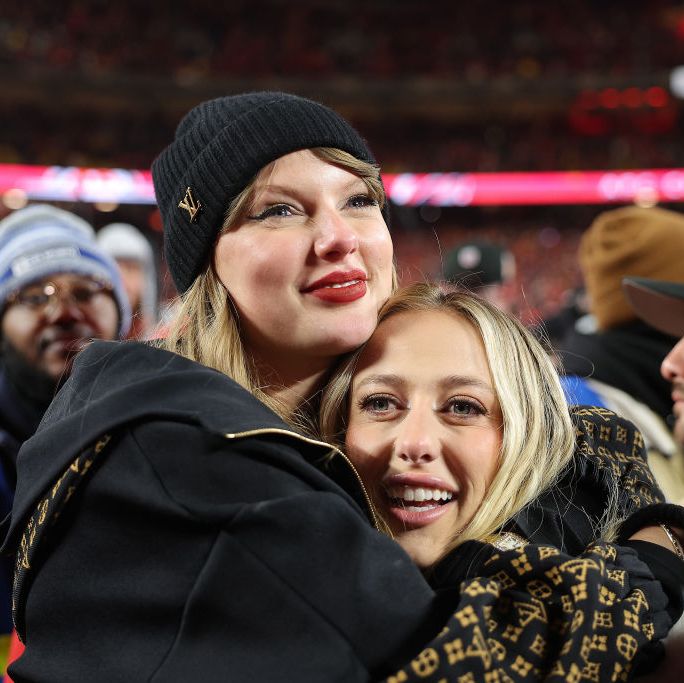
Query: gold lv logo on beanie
178 187 202 223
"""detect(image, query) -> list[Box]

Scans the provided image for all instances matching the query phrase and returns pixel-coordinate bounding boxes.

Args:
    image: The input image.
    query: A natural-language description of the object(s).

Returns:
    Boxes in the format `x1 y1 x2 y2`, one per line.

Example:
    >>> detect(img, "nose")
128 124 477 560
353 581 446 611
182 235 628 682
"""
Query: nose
44 295 85 324
662 337 684 382
392 407 438 466
313 210 359 261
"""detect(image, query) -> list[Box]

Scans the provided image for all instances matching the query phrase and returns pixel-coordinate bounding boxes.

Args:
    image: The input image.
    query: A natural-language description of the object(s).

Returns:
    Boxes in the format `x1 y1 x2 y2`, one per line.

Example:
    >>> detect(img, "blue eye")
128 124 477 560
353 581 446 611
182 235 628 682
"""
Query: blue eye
249 204 293 220
445 399 484 417
348 194 378 209
359 394 398 414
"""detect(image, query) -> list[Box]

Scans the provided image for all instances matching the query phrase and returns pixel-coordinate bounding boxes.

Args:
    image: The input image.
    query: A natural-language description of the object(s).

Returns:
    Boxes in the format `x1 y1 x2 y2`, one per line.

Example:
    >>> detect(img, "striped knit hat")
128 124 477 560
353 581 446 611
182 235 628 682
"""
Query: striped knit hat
0 205 131 337
151 91 382 294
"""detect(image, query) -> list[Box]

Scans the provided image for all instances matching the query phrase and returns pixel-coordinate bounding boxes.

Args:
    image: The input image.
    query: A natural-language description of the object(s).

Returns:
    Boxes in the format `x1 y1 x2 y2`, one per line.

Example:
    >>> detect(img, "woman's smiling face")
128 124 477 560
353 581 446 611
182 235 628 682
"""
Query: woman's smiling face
345 309 503 567
213 149 393 375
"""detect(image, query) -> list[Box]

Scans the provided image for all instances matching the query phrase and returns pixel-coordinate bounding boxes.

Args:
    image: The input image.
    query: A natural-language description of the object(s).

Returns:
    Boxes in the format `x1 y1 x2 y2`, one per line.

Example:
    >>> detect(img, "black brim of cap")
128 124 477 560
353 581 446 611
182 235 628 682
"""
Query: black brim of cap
623 277 684 338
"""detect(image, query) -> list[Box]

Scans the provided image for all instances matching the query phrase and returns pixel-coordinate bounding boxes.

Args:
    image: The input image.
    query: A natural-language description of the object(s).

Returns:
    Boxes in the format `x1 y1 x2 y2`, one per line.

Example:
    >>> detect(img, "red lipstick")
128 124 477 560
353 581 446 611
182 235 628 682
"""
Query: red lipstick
302 269 367 303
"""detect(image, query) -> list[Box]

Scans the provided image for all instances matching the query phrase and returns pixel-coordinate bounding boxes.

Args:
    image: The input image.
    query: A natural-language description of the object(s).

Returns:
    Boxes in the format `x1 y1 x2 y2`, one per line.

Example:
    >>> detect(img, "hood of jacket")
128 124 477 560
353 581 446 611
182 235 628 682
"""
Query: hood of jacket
4 340 368 549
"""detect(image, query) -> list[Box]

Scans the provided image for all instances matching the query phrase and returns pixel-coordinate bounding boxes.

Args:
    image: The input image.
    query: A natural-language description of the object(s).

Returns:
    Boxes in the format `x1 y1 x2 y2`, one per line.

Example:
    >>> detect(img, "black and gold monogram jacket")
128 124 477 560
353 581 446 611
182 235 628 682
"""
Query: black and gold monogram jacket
1 342 681 682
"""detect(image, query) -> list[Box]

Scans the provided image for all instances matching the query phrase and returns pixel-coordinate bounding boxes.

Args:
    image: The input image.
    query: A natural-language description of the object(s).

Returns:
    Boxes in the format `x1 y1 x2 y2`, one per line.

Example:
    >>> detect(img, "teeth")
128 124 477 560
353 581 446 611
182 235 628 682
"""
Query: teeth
387 486 454 503
326 280 361 289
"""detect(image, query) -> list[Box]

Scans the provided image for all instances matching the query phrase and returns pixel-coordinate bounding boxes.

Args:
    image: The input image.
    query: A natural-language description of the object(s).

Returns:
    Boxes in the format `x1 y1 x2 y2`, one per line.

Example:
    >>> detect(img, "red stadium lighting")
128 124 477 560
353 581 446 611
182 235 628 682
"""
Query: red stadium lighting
3 163 684 207
645 86 669 108
621 87 643 108
599 88 621 109
578 90 598 109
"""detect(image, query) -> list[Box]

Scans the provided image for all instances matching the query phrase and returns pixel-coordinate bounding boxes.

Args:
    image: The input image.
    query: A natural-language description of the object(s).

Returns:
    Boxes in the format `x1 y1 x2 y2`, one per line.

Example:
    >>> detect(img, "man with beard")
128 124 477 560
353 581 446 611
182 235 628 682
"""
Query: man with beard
0 204 130 668
622 276 684 679
624 277 684 503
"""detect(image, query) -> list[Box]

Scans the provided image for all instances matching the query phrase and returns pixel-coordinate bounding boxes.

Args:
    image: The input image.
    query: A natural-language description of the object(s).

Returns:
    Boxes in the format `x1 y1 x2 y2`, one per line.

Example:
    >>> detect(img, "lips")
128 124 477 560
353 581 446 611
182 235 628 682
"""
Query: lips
382 472 457 528
39 329 92 355
301 269 367 304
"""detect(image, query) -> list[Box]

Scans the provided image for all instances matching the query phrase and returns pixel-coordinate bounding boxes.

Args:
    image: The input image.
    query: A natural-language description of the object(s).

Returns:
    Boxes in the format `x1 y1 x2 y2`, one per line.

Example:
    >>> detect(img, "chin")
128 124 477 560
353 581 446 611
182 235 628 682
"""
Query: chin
321 321 377 355
394 528 449 569
399 541 444 569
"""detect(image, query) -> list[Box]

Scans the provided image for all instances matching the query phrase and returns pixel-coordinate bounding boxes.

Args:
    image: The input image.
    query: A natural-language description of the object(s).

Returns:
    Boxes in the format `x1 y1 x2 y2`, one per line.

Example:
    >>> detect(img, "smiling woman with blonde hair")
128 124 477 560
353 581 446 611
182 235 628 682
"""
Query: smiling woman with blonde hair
321 281 576 561
319 281 684 678
320 282 577 563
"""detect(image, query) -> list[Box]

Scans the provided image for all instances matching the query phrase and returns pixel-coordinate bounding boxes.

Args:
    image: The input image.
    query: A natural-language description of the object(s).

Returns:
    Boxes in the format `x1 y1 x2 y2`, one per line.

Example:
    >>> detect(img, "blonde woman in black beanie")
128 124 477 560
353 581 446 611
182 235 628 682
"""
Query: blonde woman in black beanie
2 93 681 682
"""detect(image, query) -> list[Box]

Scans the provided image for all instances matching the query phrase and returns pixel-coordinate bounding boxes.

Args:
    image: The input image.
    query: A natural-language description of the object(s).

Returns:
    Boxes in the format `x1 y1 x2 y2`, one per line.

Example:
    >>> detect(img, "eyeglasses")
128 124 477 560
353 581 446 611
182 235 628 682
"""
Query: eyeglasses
5 278 113 312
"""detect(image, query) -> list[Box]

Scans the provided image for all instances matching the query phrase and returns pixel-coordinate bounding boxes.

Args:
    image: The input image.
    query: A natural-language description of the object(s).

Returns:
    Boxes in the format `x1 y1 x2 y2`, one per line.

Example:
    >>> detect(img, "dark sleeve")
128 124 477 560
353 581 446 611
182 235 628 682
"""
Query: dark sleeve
382 542 674 682
622 541 684 625
134 420 445 680
511 406 667 555
617 502 684 541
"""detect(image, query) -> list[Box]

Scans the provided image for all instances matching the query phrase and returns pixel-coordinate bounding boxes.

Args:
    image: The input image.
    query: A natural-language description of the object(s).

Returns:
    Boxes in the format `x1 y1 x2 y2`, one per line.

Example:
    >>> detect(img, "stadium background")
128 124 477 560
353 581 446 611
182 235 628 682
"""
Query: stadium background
2 0 683 326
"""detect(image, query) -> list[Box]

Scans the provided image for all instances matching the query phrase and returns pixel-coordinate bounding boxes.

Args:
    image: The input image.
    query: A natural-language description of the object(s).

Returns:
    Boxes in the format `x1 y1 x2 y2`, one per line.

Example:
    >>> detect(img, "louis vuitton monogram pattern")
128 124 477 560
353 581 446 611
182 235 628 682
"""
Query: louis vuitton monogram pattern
385 542 663 682
571 405 664 510
383 406 670 682
12 434 113 641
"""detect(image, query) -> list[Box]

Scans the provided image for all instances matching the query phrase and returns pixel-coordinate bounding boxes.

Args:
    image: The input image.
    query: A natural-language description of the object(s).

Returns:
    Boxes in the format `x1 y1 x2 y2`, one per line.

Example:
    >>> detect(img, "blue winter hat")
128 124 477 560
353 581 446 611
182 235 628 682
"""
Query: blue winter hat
0 205 131 337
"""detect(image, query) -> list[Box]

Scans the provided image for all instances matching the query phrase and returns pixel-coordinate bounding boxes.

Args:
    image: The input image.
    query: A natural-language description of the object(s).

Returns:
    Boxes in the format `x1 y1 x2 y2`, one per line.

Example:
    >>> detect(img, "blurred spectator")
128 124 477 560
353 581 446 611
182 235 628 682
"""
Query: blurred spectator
624 277 684 503
622 276 684 680
97 222 158 339
442 240 517 311
557 206 684 503
537 286 590 348
0 205 130 673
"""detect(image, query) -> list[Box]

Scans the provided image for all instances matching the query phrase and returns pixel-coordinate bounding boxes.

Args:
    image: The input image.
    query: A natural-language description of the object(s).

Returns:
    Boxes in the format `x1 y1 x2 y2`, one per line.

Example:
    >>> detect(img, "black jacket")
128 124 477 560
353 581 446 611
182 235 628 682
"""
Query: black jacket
3 342 680 682
4 341 444 682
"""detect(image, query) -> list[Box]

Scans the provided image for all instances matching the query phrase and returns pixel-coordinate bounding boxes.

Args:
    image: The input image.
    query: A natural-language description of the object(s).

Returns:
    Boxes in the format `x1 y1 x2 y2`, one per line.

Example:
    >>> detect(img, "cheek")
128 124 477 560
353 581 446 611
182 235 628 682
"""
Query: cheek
90 298 120 339
483 431 503 480
1 310 37 352
363 225 393 287
454 429 502 490
215 233 298 300
345 424 388 485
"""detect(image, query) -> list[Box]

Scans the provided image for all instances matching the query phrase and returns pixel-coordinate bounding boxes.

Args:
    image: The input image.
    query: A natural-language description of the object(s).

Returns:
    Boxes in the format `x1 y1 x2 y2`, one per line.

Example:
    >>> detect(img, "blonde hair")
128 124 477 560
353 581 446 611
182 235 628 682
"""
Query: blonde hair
319 282 576 551
163 147 389 421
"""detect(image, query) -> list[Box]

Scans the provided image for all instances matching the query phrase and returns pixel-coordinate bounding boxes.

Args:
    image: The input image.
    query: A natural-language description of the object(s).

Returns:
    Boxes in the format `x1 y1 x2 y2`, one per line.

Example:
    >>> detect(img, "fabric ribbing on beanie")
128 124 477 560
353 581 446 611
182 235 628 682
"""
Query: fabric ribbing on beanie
579 206 684 330
151 92 383 293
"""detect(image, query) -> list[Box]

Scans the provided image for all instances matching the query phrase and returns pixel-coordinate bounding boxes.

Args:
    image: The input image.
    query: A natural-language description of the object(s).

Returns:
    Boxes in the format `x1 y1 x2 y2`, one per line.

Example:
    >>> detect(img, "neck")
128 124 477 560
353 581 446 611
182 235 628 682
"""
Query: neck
253 354 331 417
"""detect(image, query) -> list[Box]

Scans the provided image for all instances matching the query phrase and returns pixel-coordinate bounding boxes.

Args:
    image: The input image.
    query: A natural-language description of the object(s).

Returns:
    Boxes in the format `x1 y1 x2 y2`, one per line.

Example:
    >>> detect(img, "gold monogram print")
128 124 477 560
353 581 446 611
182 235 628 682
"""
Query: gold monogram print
382 407 668 681
178 186 202 222
12 434 113 641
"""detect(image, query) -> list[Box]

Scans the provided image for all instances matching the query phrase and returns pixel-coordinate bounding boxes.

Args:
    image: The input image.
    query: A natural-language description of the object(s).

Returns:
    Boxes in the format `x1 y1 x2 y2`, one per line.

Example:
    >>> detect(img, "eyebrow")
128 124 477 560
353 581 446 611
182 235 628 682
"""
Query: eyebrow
354 373 406 390
354 373 495 395
255 177 367 198
439 374 496 395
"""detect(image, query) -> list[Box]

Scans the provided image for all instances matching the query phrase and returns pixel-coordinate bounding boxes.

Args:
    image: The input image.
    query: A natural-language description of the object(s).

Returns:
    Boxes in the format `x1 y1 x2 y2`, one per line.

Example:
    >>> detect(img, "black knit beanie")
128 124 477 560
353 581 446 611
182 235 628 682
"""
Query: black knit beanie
152 91 385 294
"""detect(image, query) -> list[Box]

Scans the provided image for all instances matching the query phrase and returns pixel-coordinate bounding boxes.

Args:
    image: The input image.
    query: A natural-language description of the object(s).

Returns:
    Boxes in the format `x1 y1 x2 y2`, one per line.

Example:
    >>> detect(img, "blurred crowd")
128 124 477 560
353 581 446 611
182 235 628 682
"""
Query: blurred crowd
2 0 682 80
2 105 682 174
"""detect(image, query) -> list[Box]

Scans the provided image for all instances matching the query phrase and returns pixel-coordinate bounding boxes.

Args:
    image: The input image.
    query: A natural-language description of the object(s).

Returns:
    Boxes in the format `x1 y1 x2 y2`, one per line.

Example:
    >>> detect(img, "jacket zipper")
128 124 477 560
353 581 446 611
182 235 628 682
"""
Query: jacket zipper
224 428 378 529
